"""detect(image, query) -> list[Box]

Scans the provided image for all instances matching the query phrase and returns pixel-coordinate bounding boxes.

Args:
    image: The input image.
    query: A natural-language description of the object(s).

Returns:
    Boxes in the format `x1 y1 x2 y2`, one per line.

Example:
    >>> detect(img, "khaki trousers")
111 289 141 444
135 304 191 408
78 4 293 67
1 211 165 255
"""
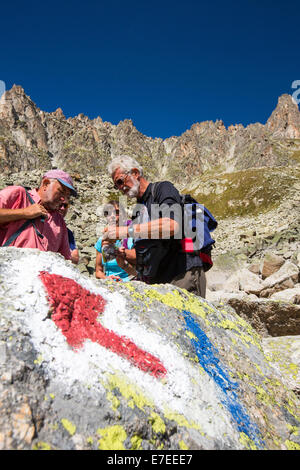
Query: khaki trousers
170 267 206 298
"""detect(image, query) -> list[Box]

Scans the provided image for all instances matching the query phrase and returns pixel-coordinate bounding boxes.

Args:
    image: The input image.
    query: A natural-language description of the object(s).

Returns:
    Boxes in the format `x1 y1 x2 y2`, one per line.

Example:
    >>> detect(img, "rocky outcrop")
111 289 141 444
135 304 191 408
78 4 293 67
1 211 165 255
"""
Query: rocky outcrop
209 259 299 299
226 297 300 337
207 249 300 324
206 248 300 403
0 248 299 450
261 253 286 279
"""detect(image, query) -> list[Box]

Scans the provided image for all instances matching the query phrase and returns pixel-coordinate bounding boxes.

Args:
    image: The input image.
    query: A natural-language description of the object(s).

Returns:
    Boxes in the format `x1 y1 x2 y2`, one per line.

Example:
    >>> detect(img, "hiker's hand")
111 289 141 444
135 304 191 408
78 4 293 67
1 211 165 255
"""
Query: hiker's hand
107 275 122 282
116 248 136 276
115 246 126 259
23 203 49 220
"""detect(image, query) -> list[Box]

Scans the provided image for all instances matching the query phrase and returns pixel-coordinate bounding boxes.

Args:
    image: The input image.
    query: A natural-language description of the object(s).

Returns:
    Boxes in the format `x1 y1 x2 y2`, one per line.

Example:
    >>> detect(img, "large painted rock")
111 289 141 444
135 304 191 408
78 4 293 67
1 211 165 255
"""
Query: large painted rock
0 247 299 450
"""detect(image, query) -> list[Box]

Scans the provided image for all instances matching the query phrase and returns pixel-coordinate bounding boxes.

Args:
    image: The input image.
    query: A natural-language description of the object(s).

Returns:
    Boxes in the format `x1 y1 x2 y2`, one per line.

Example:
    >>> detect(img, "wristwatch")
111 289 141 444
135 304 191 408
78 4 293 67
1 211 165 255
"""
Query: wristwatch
128 224 135 238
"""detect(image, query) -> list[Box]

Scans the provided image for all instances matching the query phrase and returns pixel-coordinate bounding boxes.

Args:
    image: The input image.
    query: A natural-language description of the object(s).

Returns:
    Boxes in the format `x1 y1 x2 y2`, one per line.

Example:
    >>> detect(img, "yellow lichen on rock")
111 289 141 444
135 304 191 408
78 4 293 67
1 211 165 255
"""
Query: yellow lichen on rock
103 372 155 412
149 412 166 434
130 435 143 450
285 440 300 450
97 425 127 450
61 418 76 436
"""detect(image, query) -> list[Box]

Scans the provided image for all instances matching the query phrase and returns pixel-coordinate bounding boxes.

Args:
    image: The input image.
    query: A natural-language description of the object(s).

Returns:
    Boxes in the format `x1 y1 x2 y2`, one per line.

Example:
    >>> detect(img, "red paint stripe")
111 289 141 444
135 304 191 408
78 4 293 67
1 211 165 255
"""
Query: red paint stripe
39 271 166 379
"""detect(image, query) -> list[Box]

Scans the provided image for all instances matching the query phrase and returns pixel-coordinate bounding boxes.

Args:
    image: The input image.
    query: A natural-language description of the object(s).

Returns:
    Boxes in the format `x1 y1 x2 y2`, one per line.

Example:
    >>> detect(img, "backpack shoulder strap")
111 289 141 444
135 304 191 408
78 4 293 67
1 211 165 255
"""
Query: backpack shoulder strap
150 182 159 201
23 187 35 205
22 187 45 234
2 220 33 247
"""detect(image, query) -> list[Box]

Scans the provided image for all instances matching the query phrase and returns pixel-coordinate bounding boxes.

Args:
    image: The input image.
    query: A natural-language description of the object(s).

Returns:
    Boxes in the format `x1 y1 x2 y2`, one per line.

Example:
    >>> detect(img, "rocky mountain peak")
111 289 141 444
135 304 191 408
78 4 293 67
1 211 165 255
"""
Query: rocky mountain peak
0 84 39 123
266 94 300 138
52 107 65 119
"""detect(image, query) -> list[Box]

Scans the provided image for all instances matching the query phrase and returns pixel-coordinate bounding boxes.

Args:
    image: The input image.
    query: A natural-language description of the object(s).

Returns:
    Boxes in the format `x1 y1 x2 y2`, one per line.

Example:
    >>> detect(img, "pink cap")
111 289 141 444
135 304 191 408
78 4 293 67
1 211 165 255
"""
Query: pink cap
43 169 77 196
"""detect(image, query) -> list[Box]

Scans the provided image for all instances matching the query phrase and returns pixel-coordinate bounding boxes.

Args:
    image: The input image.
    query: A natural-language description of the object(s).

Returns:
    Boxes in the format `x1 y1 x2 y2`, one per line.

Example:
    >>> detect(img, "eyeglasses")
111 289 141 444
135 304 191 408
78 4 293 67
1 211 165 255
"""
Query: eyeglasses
113 172 130 190
104 210 120 218
59 203 69 209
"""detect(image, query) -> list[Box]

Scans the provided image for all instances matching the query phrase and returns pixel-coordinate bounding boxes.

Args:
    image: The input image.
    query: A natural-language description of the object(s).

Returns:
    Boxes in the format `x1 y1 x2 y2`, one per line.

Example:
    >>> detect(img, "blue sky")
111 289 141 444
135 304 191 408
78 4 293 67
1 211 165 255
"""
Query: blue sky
1 0 299 139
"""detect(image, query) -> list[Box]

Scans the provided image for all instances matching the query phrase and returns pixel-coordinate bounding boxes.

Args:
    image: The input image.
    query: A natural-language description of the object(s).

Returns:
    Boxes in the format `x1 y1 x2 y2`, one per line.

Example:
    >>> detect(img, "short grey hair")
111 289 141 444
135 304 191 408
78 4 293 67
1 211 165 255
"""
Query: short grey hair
107 155 144 177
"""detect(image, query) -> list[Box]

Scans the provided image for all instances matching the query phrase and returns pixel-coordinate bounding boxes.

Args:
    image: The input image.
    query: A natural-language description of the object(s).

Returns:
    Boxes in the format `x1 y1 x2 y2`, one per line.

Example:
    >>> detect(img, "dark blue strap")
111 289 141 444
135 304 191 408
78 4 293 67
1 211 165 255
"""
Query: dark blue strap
2 220 32 247
24 189 35 204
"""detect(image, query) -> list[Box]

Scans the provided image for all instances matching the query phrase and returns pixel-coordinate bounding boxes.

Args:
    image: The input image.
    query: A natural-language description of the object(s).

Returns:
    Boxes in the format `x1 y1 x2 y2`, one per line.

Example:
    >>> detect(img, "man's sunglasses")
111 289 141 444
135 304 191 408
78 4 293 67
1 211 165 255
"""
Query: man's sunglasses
113 171 130 190
59 203 69 209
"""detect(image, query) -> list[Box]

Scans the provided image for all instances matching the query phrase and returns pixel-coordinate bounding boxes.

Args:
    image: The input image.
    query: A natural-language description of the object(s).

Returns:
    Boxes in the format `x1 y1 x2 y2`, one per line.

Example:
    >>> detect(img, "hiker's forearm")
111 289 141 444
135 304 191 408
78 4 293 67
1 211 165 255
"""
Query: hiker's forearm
0 208 31 224
124 248 136 265
103 218 180 241
0 204 48 224
115 254 137 276
95 252 106 279
134 218 180 239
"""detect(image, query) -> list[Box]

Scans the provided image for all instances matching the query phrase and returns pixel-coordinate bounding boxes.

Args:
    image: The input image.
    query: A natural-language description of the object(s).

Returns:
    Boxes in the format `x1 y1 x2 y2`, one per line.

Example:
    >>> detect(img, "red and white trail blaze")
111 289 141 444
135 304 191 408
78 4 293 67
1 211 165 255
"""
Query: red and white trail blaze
39 271 167 379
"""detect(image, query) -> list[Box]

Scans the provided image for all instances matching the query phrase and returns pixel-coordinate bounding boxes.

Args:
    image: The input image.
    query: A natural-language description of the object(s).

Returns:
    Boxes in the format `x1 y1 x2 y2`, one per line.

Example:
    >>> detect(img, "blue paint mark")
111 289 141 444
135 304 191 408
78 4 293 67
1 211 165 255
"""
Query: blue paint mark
182 310 265 449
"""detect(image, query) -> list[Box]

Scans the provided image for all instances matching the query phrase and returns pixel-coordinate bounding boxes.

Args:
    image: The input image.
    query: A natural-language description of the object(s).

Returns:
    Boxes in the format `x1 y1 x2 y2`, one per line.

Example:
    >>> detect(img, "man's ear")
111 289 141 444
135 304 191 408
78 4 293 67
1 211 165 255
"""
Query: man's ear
41 178 51 190
131 168 140 178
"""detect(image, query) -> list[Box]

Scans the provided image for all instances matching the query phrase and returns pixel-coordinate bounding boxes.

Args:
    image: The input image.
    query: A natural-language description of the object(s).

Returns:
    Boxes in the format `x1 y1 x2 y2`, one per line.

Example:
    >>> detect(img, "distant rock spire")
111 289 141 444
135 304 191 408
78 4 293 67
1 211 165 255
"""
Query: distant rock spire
266 94 300 139
0 84 36 122
53 107 65 119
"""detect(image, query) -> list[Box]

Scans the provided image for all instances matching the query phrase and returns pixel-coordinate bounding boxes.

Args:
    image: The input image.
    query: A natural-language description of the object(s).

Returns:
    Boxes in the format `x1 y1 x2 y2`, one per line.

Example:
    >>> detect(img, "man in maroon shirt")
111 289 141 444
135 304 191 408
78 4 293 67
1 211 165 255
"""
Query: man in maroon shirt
0 169 77 260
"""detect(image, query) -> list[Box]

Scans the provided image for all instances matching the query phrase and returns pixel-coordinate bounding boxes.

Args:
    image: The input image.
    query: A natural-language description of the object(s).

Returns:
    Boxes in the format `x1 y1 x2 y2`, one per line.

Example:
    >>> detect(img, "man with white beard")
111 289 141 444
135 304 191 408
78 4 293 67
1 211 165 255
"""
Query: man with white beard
103 155 206 298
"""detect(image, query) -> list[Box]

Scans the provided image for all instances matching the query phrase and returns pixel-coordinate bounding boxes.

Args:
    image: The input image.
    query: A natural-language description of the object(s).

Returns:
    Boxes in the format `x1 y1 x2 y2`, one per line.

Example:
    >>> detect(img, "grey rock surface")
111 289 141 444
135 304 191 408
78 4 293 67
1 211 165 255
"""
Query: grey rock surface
262 336 300 398
0 248 299 450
